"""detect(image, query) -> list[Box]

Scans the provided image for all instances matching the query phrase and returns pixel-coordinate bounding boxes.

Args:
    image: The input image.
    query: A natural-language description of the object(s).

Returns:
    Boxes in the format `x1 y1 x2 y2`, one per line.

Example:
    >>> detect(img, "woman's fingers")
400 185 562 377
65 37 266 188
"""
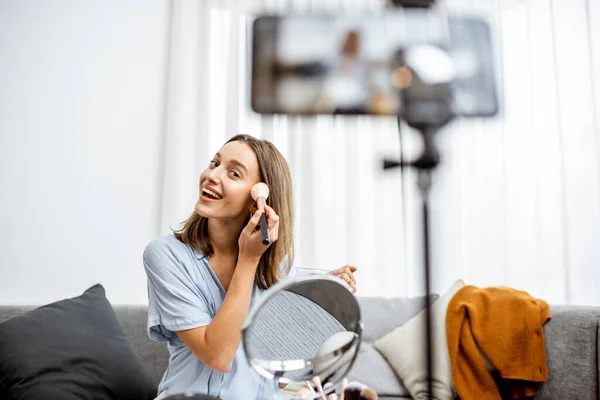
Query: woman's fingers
238 210 270 261
344 265 358 274
242 210 262 237
338 272 357 293
329 265 358 293
264 205 280 243
264 205 279 230
334 266 357 284
269 222 279 243
240 206 279 256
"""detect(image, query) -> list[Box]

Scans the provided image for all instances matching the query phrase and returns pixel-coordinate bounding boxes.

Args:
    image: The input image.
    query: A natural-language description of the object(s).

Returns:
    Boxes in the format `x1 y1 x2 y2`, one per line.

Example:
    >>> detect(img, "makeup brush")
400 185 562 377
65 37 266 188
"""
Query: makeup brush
323 382 338 400
343 381 378 400
340 378 348 400
251 182 270 245
312 376 327 400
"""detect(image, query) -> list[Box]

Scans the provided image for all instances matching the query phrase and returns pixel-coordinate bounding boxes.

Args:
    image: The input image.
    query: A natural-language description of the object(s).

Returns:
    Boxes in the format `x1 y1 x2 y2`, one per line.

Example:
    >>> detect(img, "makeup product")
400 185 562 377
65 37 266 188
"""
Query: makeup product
295 387 314 399
304 381 317 397
312 376 327 400
339 378 348 400
251 182 270 245
324 382 338 400
343 381 378 400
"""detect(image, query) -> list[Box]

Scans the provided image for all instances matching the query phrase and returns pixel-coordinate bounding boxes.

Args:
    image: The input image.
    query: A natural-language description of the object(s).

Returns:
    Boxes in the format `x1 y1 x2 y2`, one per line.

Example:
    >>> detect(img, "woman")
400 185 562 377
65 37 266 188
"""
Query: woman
144 134 358 400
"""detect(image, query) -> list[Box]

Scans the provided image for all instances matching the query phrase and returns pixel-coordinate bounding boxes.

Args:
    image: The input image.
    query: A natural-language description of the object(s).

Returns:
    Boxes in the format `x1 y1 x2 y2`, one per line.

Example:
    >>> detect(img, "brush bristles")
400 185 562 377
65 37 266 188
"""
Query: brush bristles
251 182 269 200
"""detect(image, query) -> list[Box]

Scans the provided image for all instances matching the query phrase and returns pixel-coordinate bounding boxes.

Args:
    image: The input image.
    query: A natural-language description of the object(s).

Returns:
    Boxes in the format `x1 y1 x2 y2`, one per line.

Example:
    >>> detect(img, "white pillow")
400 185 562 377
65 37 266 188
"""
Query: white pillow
373 280 465 400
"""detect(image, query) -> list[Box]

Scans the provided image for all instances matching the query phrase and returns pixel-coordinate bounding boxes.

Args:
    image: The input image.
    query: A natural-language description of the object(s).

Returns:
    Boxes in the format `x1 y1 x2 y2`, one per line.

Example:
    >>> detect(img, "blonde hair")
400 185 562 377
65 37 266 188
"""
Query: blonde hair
173 134 294 290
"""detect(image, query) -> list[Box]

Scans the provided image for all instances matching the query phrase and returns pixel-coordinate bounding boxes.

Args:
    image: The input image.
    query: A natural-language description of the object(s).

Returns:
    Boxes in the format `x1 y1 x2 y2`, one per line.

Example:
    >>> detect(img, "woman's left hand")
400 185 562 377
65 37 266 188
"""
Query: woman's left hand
328 265 358 293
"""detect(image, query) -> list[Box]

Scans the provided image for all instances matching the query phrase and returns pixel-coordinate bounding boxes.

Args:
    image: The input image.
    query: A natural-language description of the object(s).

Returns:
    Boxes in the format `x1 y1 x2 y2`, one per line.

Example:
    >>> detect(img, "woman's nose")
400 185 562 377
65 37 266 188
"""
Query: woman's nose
206 167 222 183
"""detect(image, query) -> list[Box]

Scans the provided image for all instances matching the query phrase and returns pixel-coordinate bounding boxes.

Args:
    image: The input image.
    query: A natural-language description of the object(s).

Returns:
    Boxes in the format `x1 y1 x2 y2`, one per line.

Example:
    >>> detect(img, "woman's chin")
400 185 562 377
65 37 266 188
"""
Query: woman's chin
194 203 210 218
195 203 228 219
195 200 248 221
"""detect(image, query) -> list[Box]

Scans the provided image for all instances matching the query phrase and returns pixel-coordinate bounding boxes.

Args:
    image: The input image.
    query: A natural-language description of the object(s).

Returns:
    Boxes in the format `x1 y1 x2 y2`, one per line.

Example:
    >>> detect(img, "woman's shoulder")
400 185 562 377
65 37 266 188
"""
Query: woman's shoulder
143 234 204 265
145 233 182 252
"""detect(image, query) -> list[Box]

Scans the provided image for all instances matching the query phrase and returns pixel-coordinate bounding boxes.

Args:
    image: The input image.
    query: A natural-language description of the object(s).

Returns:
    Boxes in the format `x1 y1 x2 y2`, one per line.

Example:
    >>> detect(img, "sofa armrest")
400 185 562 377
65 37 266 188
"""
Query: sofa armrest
536 306 600 400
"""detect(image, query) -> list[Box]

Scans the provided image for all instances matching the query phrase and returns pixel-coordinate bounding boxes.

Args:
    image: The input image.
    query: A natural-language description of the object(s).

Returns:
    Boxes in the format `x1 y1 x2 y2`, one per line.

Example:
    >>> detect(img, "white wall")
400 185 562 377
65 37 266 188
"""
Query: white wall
0 0 169 305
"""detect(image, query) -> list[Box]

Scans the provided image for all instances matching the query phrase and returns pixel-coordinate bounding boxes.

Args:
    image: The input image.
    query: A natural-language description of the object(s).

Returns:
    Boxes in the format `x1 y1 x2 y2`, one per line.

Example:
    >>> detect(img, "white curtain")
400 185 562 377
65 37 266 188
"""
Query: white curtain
158 0 600 305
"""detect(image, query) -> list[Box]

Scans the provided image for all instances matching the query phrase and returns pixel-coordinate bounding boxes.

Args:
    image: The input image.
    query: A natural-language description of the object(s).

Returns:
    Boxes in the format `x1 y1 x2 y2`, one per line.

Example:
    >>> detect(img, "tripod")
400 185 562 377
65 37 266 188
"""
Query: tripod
384 116 452 398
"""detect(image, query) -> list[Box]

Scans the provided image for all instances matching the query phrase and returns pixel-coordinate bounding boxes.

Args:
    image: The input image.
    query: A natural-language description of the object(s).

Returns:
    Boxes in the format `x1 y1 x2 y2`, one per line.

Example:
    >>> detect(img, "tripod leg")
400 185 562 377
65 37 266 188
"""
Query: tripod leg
418 170 433 399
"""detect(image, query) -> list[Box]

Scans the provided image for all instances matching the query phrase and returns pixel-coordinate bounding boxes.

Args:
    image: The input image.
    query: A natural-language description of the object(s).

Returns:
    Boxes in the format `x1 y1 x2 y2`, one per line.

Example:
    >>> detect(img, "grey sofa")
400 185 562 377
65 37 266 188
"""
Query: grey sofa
1 301 599 399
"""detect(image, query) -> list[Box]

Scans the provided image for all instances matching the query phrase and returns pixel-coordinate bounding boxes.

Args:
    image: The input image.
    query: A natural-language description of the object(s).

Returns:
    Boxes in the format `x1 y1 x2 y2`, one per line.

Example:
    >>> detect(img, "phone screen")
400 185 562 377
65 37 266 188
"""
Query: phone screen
251 11 498 118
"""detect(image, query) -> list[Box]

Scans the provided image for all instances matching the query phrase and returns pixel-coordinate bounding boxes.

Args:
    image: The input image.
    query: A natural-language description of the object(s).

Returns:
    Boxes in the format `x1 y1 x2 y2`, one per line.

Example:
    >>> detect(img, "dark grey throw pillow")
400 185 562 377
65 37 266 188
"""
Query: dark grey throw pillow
0 284 157 400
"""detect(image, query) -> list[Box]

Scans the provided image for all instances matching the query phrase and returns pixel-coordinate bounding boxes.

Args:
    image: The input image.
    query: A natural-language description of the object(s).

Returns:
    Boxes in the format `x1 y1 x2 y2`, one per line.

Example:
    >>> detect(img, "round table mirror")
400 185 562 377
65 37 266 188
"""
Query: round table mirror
242 275 363 399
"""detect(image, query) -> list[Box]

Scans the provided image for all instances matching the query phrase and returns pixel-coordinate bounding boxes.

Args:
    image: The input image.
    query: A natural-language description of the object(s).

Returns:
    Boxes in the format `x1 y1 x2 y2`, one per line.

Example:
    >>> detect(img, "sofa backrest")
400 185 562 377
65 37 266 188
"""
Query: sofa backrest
0 295 437 389
4 299 600 400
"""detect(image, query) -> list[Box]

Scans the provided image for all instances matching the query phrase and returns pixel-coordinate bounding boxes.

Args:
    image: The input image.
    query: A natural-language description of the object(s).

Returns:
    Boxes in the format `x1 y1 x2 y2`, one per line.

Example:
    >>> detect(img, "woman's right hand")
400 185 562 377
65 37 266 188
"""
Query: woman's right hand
238 205 279 264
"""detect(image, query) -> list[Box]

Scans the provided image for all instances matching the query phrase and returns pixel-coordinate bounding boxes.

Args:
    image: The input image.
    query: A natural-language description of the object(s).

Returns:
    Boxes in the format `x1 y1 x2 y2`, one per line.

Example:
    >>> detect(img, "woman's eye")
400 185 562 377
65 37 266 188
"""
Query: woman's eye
209 160 219 168
229 170 240 178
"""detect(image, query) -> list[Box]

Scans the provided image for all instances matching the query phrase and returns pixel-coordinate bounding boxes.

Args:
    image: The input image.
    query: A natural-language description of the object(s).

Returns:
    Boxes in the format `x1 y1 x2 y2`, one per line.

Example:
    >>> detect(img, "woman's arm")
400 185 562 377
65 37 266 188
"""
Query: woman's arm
176 256 259 373
177 206 280 373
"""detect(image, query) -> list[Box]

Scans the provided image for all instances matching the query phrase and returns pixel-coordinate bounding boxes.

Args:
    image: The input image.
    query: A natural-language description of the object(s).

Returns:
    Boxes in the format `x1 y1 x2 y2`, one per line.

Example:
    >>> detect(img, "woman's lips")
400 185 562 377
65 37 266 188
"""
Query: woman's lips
200 192 221 202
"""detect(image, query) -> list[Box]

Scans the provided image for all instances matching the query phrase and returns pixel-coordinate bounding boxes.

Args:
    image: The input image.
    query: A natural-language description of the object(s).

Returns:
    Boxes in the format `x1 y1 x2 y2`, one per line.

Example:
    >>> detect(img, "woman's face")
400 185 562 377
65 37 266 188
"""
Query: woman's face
195 141 261 221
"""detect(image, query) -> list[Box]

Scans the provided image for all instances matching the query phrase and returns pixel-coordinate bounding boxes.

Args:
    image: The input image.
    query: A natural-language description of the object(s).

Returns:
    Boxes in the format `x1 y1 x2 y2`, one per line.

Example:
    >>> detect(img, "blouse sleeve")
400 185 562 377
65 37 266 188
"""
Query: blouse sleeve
143 239 212 343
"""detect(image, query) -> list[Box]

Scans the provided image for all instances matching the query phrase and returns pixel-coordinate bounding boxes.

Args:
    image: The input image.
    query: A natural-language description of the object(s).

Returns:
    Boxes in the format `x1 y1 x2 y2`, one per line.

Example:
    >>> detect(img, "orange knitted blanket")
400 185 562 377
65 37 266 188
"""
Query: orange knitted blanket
446 285 551 400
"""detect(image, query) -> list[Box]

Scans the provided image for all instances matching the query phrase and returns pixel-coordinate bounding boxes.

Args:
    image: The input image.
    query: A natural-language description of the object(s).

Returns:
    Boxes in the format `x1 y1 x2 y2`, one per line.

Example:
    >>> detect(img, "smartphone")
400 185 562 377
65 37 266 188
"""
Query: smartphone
251 10 498 118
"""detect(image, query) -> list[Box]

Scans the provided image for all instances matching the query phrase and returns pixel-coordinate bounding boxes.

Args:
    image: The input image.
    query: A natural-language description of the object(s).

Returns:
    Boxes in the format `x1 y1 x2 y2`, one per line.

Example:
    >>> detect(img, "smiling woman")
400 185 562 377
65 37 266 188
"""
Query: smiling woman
177 134 295 289
143 134 293 400
143 134 358 400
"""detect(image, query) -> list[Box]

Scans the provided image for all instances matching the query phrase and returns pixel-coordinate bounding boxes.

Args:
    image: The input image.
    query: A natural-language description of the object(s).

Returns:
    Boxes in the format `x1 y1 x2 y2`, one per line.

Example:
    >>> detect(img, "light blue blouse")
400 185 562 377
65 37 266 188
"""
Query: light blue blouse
143 234 284 400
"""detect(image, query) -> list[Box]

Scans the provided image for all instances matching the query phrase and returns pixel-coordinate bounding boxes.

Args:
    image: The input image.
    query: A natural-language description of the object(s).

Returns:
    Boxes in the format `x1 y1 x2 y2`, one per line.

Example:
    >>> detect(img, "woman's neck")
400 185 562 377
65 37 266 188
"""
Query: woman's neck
207 217 245 259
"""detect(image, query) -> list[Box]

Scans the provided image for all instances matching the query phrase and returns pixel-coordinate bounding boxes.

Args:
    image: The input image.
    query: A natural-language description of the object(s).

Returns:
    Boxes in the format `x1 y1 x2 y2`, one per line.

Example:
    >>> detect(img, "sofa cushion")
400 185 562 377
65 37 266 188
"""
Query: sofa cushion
0 284 157 400
536 305 600 399
373 280 465 400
